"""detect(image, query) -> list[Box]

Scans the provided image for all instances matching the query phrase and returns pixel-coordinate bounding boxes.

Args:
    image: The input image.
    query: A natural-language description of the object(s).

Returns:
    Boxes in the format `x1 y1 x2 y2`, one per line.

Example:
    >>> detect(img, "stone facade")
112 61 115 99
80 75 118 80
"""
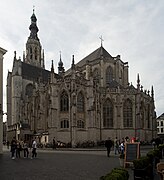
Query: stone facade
7 12 157 146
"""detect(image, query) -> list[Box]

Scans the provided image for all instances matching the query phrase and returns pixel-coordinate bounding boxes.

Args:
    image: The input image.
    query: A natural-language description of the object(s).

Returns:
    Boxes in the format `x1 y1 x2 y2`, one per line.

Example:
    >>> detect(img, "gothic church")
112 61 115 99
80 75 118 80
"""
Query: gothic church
6 11 156 146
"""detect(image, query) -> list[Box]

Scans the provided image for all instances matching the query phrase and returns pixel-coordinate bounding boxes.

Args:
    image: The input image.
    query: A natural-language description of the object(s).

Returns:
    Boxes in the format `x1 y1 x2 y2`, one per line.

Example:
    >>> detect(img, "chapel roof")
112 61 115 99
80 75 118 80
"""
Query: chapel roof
76 46 113 68
22 62 59 83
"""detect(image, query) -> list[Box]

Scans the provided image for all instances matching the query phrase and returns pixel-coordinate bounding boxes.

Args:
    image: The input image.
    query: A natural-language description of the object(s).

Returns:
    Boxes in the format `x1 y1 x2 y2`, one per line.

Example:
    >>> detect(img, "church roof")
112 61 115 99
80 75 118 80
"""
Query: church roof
76 46 113 67
22 62 59 82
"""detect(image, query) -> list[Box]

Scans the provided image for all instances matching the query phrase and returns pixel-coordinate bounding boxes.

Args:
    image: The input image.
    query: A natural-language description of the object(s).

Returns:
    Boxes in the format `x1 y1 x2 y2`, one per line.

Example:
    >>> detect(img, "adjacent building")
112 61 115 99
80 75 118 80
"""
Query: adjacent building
0 47 7 154
157 113 164 139
6 11 157 146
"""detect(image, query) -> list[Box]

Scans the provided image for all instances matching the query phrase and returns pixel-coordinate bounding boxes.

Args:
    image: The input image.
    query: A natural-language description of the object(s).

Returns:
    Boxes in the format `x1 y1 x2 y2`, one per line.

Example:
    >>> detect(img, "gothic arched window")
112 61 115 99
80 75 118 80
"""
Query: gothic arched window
103 99 113 128
60 91 69 112
147 105 150 128
123 99 133 127
60 119 69 128
25 84 33 97
93 68 100 84
77 92 84 112
77 120 85 128
141 102 145 128
106 66 113 85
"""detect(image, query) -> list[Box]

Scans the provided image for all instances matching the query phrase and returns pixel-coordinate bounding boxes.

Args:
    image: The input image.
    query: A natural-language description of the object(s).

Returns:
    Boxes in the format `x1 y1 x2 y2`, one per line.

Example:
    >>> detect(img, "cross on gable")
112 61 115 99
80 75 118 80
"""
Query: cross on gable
99 35 104 46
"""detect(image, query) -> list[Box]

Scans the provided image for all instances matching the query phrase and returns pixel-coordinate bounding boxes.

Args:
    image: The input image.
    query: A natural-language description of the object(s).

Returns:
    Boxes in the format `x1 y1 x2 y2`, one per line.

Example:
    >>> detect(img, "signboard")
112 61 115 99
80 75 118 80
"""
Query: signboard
124 142 140 167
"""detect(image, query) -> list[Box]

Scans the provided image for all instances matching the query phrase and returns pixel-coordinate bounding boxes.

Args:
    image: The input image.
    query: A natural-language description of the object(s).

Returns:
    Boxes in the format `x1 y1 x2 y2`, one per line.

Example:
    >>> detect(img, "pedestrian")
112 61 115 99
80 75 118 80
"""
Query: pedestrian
151 138 156 150
16 140 22 158
105 137 113 157
31 138 37 159
114 137 119 155
53 137 56 149
23 140 29 158
10 137 17 159
120 141 125 155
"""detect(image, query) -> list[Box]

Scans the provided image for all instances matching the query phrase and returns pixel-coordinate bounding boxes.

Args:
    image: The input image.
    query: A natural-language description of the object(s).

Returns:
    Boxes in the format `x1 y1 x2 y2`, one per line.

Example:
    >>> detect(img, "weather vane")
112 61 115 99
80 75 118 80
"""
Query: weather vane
33 5 35 13
99 35 104 47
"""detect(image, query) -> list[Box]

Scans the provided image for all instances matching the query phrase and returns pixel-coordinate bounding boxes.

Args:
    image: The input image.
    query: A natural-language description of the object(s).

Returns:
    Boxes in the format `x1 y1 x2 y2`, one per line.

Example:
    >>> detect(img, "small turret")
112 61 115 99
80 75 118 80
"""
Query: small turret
51 60 54 73
151 86 154 99
137 73 140 91
71 55 75 70
58 51 65 75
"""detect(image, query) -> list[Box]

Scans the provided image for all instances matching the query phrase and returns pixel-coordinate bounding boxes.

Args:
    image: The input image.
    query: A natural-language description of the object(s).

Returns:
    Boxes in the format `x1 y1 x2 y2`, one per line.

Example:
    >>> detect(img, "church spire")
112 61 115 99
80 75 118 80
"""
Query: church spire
51 60 54 73
151 85 154 99
71 55 75 69
25 8 44 68
58 51 65 74
137 73 140 90
29 7 39 40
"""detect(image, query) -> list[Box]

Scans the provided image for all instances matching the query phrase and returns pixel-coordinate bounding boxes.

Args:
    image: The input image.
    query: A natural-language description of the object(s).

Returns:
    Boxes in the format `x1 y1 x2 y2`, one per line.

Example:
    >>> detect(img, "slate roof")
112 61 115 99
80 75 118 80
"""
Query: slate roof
22 62 59 83
76 46 113 67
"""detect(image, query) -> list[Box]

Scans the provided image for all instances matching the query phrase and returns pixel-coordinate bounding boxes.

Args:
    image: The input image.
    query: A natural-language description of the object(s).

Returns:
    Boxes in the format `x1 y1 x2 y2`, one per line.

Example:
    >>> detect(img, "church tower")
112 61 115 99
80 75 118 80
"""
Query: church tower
24 9 44 68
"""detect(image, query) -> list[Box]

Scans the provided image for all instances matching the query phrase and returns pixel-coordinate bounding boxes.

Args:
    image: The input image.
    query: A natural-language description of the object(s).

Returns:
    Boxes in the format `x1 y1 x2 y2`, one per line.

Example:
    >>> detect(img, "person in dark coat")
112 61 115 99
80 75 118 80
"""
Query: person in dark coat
10 137 17 159
105 137 113 157
52 137 56 149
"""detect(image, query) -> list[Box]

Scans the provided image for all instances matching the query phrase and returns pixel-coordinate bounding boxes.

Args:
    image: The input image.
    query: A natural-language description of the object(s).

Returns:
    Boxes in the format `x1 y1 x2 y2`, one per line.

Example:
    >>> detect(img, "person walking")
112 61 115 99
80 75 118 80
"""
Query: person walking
114 137 119 155
31 138 37 159
23 140 29 158
10 137 17 159
105 137 113 157
52 137 56 150
16 140 22 158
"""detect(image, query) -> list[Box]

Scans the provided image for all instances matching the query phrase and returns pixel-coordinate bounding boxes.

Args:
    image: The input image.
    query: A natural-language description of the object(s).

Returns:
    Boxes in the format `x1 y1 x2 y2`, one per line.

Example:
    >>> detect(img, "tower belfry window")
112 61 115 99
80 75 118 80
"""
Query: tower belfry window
30 47 32 60
35 48 37 60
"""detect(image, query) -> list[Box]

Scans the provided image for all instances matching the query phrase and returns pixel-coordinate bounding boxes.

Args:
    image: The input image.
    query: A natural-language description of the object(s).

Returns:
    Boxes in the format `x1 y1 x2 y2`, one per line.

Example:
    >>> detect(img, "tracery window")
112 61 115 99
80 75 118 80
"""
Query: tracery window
77 92 84 112
140 102 145 128
93 68 100 84
123 99 133 127
25 84 33 97
60 120 69 128
106 66 113 84
147 105 150 128
60 91 69 112
77 120 85 128
103 99 113 128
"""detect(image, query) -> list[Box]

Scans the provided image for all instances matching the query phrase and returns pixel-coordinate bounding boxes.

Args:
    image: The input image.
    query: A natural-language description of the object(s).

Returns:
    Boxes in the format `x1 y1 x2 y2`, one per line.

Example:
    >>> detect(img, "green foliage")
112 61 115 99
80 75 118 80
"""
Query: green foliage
158 144 164 150
133 156 150 169
147 148 160 160
100 167 129 180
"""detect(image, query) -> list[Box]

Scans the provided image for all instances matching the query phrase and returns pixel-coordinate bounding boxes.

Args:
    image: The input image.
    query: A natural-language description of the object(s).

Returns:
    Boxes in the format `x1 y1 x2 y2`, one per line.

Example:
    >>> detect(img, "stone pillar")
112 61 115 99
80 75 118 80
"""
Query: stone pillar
0 47 7 154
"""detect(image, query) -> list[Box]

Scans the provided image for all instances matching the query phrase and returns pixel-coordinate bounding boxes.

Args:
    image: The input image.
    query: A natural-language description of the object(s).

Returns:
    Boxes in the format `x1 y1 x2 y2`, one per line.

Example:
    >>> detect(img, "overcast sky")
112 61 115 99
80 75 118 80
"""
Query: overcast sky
0 0 164 121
